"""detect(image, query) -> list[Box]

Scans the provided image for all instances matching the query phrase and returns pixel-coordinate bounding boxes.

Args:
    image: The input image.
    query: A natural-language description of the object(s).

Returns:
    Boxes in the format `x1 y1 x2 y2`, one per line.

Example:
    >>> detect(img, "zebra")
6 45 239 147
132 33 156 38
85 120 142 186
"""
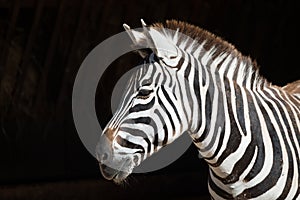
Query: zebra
96 19 300 199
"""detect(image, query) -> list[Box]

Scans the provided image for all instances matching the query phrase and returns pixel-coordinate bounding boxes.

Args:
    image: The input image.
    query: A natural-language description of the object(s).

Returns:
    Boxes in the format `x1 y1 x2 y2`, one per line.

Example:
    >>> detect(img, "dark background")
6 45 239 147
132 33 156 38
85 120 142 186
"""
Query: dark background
0 0 299 199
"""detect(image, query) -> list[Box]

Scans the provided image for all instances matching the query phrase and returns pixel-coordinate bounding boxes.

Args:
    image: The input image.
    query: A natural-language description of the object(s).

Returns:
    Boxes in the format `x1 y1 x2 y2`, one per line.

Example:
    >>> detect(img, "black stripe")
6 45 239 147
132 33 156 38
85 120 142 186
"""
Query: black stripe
176 67 189 125
203 125 225 161
129 98 155 113
208 170 233 199
131 117 151 124
154 109 168 147
210 77 241 167
243 90 264 181
116 135 145 153
154 73 161 86
194 91 212 143
241 93 283 198
164 66 173 87
172 83 177 100
162 124 168 146
193 54 202 133
158 61 167 86
222 139 256 184
250 72 256 90
123 116 158 152
144 138 151 154
201 61 206 87
232 59 241 81
183 62 194 122
266 88 297 199
157 88 176 136
220 90 260 183
119 127 152 153
153 132 159 151
203 70 225 158
275 91 300 199
175 56 185 71
184 58 191 79
234 83 247 135
161 85 182 123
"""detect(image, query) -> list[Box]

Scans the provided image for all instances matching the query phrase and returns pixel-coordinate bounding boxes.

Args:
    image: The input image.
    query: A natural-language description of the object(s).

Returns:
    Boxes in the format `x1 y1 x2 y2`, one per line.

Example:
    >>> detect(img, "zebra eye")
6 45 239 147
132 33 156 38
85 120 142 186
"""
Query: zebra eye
136 89 153 99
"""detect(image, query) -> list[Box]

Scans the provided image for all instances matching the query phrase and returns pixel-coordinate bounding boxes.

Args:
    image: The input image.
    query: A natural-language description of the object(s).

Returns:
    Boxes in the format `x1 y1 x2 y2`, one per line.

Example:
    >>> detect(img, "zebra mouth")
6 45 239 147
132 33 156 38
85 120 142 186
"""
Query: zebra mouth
99 161 131 183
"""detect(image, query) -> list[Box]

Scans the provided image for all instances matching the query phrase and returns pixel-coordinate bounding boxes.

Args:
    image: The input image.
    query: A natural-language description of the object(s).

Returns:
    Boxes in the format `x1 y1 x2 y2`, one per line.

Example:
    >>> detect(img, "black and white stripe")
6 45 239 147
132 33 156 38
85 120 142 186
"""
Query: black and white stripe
98 20 300 199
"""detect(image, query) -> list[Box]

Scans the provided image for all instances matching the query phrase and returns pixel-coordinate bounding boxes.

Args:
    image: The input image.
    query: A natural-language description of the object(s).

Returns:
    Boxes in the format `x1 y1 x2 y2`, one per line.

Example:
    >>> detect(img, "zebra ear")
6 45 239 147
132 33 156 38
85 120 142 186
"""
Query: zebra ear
123 20 178 60
123 23 150 58
144 27 178 61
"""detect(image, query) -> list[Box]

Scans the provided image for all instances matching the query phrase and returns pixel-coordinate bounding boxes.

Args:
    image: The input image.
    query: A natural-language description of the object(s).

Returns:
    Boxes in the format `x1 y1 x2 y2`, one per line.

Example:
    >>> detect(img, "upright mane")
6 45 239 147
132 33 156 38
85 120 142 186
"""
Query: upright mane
151 20 265 87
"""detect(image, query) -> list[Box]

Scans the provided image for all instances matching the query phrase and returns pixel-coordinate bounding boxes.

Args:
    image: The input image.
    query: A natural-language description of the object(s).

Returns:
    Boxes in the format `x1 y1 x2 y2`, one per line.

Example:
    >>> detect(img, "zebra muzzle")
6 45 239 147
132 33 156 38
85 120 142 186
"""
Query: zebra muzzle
99 163 119 180
99 160 131 184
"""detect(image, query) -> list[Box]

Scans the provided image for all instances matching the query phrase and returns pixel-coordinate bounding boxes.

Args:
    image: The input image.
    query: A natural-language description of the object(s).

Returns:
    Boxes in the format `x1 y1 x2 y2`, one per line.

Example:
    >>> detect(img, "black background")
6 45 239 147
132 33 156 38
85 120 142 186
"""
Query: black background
0 0 299 199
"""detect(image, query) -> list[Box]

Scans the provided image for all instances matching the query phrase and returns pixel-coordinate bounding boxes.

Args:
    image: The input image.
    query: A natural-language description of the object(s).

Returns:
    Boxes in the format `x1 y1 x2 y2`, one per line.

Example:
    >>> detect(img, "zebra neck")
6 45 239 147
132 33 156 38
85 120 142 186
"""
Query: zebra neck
196 45 264 90
187 47 265 132
187 49 267 162
188 48 295 184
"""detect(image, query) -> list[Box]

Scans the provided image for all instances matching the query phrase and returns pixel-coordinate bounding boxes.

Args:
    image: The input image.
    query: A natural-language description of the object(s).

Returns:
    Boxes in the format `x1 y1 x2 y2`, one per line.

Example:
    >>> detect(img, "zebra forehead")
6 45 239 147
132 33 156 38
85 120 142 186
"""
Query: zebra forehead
151 20 259 70
136 62 163 83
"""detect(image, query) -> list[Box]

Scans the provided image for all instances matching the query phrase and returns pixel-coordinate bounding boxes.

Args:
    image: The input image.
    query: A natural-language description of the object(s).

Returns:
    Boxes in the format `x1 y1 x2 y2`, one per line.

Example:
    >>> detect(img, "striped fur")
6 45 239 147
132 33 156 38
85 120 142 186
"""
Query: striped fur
96 20 300 199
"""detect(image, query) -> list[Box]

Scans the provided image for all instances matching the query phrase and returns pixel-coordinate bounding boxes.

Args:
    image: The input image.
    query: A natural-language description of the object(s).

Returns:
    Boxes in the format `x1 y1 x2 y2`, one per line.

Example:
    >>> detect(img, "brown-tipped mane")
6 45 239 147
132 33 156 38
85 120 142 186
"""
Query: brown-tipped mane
152 20 259 70
283 80 300 96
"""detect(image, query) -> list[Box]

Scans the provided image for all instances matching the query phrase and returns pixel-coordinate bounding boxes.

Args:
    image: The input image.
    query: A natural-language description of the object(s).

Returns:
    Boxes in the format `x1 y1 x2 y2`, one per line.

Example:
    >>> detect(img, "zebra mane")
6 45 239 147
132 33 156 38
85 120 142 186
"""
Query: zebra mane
151 20 265 87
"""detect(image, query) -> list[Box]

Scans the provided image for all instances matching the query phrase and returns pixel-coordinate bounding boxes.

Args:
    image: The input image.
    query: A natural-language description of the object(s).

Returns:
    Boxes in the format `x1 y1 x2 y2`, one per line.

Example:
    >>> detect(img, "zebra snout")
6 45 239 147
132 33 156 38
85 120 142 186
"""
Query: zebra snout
96 129 134 183
96 134 113 163
102 152 108 161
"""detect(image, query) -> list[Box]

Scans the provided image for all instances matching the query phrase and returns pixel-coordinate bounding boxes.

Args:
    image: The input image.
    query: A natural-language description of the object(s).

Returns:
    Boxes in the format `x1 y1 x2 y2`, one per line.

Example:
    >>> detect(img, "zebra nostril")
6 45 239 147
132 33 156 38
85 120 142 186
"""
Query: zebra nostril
102 152 108 161
133 155 139 166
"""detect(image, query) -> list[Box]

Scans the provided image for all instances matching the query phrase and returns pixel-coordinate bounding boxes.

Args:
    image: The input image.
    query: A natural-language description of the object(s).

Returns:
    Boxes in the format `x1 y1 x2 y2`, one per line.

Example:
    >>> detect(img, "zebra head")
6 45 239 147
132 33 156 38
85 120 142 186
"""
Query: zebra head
96 20 193 183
